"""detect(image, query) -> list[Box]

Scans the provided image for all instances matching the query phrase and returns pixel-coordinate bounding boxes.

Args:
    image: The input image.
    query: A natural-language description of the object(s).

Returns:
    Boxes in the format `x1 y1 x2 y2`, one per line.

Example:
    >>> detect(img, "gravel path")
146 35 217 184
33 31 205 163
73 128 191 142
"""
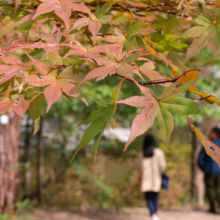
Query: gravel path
28 208 220 220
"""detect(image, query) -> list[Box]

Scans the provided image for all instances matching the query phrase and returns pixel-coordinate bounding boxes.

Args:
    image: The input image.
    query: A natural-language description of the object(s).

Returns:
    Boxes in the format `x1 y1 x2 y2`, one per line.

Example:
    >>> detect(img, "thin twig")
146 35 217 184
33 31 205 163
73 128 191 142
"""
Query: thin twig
193 95 212 102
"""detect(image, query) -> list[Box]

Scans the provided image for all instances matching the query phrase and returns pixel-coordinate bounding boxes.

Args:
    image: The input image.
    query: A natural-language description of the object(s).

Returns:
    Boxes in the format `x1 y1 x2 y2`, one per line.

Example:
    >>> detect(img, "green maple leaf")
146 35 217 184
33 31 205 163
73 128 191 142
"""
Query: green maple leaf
179 16 220 62
70 81 123 164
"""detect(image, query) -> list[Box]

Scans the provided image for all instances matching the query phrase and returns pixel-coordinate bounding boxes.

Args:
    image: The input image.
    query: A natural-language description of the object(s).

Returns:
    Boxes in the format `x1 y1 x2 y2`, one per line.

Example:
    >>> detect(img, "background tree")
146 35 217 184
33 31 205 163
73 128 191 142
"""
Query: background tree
0 112 20 212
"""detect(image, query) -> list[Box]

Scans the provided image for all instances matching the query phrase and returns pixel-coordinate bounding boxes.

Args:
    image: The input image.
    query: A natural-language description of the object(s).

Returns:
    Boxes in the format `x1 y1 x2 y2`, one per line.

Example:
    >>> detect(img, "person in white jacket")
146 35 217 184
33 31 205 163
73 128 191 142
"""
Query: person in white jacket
139 135 166 220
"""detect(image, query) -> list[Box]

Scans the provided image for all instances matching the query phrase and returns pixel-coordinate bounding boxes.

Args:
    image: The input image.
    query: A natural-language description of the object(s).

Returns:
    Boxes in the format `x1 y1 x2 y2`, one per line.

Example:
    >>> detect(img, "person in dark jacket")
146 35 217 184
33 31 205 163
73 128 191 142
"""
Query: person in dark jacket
198 127 220 214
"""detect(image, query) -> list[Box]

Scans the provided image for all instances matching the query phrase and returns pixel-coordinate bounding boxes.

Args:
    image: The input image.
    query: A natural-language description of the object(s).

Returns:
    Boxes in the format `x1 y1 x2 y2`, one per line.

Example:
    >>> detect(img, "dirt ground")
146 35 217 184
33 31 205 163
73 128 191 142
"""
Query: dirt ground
26 208 220 220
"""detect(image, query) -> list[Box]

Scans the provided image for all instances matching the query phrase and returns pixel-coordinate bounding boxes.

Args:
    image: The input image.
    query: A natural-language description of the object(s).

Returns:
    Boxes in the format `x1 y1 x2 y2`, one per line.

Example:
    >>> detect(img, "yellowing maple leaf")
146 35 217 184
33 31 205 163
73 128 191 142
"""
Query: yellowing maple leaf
171 68 220 105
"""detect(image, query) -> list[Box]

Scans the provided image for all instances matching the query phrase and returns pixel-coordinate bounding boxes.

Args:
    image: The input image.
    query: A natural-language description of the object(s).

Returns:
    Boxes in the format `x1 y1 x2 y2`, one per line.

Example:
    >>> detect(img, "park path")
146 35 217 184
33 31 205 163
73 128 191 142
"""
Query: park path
28 208 220 220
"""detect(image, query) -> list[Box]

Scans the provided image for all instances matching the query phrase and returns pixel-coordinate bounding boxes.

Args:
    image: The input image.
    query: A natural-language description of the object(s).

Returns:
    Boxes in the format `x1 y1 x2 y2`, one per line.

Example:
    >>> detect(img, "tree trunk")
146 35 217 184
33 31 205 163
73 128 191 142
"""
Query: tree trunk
0 112 20 213
190 122 205 205
36 118 44 203
23 117 33 199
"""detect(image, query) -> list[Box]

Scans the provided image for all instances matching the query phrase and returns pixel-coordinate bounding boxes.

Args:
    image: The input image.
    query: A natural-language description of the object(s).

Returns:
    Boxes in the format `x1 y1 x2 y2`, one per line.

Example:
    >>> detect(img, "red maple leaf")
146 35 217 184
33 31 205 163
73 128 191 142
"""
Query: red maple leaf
24 66 85 112
33 0 91 30
72 14 104 42
0 65 23 85
0 97 30 116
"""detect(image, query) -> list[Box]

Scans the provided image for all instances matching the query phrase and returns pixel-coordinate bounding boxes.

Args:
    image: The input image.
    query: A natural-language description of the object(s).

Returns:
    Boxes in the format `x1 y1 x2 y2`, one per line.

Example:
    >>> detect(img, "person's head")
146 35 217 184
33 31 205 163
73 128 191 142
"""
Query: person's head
143 134 155 158
209 127 220 139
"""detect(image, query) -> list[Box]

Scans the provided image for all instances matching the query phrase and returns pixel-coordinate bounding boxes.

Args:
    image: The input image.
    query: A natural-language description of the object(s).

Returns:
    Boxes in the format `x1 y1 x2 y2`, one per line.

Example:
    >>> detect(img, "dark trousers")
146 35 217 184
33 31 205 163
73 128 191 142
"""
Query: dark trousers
205 173 220 212
144 192 159 215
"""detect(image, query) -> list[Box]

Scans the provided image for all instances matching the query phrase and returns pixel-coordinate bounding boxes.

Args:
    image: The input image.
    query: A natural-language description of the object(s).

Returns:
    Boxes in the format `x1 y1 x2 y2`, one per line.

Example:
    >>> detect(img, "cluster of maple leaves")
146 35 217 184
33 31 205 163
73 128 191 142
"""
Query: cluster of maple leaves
1 0 220 165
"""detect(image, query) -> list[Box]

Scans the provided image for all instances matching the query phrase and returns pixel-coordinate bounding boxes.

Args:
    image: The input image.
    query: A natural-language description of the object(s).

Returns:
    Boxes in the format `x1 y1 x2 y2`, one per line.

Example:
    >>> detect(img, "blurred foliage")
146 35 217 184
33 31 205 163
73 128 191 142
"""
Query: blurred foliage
19 127 192 210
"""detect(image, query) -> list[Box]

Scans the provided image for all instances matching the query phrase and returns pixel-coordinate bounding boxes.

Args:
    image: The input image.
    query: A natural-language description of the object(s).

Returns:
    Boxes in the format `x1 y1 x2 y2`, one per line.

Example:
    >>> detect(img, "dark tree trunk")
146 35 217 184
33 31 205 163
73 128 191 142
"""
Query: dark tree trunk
23 117 33 199
0 112 20 213
36 118 44 203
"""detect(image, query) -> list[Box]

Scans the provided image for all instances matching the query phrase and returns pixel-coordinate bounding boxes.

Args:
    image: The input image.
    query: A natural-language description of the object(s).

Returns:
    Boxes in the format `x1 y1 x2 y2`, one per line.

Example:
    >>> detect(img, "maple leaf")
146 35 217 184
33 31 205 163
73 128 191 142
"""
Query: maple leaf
26 53 49 75
97 27 126 46
117 80 211 151
15 42 60 58
14 0 21 12
95 3 113 23
32 0 91 30
85 62 117 81
139 62 172 87
71 104 117 163
179 16 220 62
72 15 102 43
36 18 54 31
71 81 121 164
71 3 113 42
194 126 220 168
0 97 29 116
0 55 23 65
64 41 123 60
82 49 143 83
18 30 67 58
171 68 220 105
12 99 30 116
0 65 23 85
0 13 34 39
24 66 85 112
28 93 45 134
43 74 63 112
124 21 153 50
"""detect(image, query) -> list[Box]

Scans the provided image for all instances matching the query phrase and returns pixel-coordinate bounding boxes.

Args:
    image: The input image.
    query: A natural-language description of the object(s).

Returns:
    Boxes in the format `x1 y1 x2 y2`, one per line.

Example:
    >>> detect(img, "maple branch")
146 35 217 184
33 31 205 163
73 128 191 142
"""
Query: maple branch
115 73 177 86
139 78 177 85
54 64 71 69
0 3 26 6
109 4 179 15
115 67 201 87
0 2 183 18
193 95 212 102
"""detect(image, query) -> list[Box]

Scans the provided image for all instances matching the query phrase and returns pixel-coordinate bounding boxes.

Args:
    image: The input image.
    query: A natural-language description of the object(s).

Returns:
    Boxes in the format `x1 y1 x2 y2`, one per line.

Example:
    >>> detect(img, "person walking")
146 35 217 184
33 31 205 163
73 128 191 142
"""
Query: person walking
139 135 166 220
198 127 220 214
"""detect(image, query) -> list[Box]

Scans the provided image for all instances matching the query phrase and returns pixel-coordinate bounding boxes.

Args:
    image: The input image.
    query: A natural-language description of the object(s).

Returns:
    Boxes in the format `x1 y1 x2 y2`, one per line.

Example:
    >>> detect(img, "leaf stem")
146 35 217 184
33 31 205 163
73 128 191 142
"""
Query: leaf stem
116 78 126 102
210 5 217 24
205 0 217 24
21 83 28 94
187 116 194 131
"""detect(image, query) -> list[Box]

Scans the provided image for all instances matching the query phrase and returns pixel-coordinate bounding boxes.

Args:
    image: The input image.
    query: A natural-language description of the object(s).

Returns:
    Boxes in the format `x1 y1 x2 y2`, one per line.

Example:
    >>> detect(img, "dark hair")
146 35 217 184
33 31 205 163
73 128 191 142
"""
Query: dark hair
212 127 220 138
143 135 155 158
